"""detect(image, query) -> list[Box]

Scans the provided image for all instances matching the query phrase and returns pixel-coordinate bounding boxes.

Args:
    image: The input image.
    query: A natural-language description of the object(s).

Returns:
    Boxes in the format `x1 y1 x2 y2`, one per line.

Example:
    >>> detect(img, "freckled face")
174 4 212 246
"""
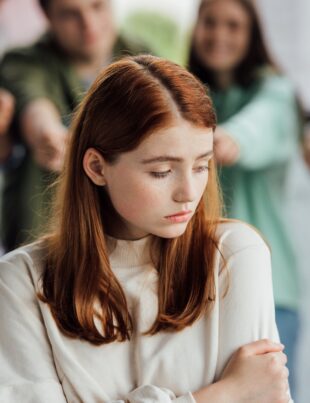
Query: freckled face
102 119 214 240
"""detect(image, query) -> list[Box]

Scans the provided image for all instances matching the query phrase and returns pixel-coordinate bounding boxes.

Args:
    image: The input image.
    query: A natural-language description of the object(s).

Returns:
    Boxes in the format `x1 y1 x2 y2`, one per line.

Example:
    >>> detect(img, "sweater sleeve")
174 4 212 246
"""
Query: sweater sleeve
221 76 299 170
0 256 67 402
215 224 293 402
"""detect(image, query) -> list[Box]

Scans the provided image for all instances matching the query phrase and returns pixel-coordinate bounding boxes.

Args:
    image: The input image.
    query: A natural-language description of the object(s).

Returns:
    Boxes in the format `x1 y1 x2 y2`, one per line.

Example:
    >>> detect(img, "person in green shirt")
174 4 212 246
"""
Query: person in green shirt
0 0 148 250
188 0 300 397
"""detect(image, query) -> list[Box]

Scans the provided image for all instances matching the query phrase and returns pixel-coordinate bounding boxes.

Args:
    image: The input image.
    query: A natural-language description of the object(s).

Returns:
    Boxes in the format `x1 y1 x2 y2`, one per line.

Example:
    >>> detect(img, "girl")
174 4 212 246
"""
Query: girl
0 55 290 402
188 0 300 395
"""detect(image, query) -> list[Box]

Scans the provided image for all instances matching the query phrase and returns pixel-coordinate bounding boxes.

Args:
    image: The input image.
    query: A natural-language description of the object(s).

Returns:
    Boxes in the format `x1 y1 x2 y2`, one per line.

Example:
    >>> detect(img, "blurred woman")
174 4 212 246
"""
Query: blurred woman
189 0 300 396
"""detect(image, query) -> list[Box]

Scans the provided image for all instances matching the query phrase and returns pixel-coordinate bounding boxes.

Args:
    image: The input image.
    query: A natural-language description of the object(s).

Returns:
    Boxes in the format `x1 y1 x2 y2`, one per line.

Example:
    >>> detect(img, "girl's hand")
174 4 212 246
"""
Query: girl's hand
193 339 290 403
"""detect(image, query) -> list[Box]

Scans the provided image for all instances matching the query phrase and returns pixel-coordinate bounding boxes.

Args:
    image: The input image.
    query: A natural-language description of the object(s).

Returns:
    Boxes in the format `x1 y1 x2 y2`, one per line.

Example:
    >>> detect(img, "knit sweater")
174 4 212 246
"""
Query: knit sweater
0 221 284 402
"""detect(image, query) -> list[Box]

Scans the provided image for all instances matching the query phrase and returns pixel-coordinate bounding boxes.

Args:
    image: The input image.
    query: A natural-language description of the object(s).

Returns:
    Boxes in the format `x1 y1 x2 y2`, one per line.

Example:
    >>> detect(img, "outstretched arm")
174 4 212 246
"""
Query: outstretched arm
214 76 299 170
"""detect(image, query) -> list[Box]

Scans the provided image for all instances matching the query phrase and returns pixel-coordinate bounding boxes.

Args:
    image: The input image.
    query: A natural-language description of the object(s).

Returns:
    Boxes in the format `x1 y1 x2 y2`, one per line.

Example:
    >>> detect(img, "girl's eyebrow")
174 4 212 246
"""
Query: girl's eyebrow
141 151 213 164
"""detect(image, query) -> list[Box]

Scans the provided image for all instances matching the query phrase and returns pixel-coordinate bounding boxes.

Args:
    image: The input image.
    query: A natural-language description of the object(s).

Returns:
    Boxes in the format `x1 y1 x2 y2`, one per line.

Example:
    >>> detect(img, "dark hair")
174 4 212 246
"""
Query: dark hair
39 55 222 345
38 0 49 13
188 0 275 88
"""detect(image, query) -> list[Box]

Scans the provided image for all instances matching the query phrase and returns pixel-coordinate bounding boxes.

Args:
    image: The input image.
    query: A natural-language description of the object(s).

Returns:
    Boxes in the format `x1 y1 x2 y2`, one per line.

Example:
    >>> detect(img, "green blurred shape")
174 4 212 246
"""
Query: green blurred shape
121 10 188 65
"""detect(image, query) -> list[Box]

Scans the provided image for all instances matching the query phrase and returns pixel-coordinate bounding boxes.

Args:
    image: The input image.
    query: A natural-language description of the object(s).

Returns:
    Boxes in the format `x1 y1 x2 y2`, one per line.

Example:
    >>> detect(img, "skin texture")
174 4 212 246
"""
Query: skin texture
83 119 214 240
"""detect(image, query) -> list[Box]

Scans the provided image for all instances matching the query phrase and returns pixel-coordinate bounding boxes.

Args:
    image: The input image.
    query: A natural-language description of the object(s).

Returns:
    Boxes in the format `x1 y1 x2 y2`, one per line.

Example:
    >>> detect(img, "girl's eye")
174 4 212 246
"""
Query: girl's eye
194 165 210 173
150 170 171 179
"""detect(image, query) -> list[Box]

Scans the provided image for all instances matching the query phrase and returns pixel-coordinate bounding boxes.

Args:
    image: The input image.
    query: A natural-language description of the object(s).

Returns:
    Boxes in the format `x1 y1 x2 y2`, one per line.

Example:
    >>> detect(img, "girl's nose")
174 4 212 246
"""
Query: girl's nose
173 176 196 203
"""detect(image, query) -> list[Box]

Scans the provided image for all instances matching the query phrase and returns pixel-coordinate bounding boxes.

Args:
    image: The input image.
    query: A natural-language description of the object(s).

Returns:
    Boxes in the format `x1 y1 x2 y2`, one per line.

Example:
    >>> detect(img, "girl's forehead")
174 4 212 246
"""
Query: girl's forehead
130 122 213 159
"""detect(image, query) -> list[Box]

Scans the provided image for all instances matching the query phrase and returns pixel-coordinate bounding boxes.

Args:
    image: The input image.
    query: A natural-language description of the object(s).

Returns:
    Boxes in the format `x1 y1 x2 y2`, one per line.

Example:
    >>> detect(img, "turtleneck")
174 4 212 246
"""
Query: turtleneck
0 221 284 402
106 234 154 268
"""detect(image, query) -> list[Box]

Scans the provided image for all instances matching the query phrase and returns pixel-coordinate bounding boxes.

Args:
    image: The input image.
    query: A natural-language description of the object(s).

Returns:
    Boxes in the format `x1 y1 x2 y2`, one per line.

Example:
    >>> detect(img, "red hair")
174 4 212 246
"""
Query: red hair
40 55 222 344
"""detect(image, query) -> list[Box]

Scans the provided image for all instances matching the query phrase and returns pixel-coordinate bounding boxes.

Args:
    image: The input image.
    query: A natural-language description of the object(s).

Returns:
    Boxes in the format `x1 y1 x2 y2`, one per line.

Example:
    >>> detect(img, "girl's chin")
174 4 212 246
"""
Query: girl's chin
152 224 188 239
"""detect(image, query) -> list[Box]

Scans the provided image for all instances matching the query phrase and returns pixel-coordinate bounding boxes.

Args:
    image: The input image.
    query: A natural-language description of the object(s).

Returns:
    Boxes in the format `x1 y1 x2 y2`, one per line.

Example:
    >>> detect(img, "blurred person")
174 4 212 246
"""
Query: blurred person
0 0 147 251
0 55 291 403
188 0 300 397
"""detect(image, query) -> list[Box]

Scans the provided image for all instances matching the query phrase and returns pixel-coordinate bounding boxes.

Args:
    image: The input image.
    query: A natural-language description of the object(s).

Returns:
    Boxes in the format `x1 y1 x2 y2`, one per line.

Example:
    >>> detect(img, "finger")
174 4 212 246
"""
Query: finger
238 339 284 356
267 351 287 366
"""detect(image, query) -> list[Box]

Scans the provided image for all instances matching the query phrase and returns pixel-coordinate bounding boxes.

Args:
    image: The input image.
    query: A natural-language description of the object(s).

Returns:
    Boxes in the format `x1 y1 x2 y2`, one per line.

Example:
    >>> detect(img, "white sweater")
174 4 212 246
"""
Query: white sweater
0 221 283 402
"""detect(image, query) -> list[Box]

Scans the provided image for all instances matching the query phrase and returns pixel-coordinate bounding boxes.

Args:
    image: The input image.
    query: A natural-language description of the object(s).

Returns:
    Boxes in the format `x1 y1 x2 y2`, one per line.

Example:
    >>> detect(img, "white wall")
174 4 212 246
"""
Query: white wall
257 0 310 111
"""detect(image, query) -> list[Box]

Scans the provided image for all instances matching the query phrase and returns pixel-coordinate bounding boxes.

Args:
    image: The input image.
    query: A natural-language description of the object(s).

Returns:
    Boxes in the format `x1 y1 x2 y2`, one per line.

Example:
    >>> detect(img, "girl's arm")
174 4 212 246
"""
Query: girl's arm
201 222 292 403
193 340 288 403
0 234 289 403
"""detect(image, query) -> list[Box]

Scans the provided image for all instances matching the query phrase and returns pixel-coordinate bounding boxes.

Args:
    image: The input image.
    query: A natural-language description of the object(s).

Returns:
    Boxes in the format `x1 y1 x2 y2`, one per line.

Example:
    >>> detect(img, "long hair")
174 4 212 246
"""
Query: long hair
188 0 275 88
39 55 222 345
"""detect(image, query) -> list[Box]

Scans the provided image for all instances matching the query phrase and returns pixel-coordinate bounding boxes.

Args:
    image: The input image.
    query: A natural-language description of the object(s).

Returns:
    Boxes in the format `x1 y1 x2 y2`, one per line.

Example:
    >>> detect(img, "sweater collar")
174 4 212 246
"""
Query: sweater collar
105 235 154 268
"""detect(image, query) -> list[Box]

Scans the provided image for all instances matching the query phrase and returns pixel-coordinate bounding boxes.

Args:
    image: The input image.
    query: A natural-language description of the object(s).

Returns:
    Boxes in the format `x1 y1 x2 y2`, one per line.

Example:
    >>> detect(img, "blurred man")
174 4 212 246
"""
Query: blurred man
0 0 147 250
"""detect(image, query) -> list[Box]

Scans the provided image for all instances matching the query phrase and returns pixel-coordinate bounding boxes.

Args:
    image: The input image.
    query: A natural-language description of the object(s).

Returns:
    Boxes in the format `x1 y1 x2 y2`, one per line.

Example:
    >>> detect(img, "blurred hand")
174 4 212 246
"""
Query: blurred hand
21 98 68 172
214 127 240 166
0 88 15 136
32 122 68 172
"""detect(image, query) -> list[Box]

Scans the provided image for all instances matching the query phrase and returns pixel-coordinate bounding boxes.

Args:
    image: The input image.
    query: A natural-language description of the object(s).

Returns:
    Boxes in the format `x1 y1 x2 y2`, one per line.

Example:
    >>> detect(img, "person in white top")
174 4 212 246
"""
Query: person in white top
0 55 291 402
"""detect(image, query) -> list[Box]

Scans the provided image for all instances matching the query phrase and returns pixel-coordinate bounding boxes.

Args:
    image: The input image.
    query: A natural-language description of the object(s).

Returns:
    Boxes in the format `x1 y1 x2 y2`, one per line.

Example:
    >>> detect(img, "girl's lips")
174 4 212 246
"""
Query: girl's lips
166 210 192 218
165 211 192 223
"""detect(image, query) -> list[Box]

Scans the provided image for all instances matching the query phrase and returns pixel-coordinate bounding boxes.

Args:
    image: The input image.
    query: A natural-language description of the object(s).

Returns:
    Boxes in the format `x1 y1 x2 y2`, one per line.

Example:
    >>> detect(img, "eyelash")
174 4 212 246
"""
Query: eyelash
150 166 210 179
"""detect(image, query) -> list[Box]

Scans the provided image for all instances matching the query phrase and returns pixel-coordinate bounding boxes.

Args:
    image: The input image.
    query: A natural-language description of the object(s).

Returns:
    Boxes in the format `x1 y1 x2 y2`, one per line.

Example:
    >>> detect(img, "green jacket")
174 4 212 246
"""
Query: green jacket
0 33 148 250
212 73 300 310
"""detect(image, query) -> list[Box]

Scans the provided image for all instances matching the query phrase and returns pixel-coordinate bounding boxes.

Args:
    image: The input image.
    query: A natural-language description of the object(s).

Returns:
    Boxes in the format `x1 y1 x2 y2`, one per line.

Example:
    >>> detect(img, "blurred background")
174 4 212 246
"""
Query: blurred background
1 0 310 401
3 0 310 109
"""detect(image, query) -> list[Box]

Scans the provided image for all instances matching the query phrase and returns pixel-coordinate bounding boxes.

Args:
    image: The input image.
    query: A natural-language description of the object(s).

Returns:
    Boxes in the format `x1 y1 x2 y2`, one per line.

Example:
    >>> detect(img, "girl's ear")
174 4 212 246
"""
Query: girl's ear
83 148 106 186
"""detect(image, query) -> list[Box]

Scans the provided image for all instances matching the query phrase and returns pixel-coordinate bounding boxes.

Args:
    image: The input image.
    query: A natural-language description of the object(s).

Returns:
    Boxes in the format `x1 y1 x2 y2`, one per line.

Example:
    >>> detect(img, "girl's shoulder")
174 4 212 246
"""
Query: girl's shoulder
0 241 46 290
215 219 270 261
